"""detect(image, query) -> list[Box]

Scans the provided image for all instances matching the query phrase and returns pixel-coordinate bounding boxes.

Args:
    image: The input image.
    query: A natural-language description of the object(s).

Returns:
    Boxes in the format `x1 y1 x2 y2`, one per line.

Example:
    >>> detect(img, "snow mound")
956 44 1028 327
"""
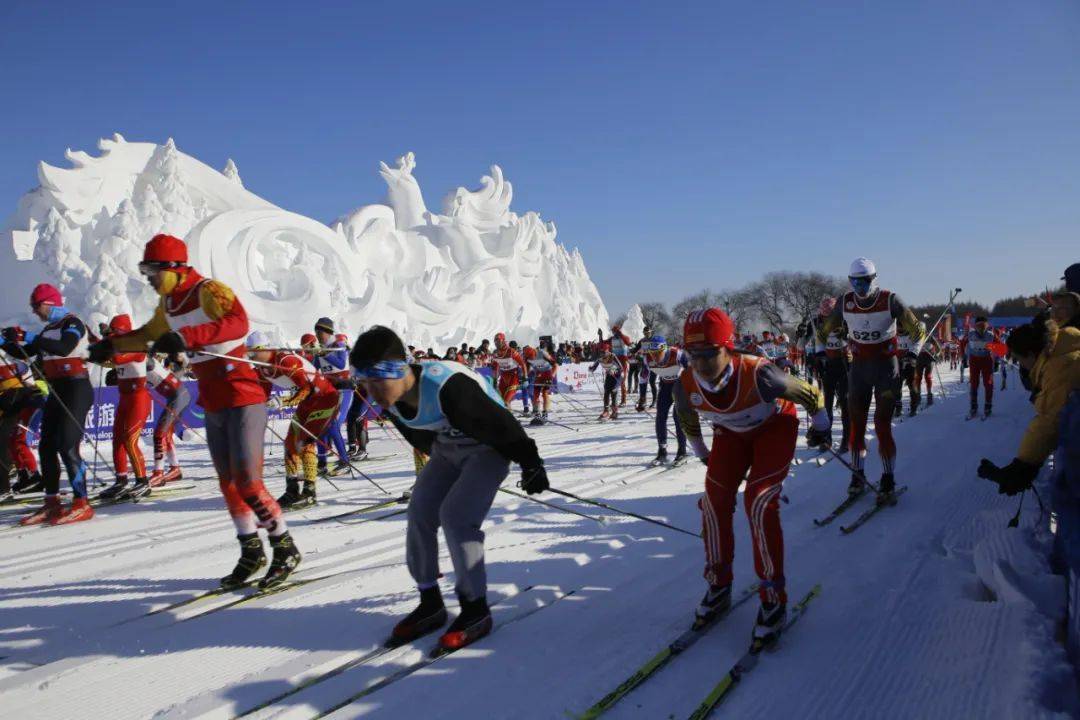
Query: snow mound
1 136 609 346
620 304 646 342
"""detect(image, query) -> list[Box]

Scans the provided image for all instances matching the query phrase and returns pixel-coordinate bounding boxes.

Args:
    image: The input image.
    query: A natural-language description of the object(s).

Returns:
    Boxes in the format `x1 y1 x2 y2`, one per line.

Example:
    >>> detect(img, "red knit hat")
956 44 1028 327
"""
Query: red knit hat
109 314 133 334
143 234 188 264
683 308 735 350
300 333 317 347
29 283 63 308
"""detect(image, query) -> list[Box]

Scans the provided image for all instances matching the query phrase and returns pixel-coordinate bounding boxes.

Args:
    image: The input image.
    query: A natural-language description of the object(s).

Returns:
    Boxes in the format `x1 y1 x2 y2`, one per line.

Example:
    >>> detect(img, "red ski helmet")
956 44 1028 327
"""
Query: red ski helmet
109 314 133 334
29 283 63 308
683 308 735 351
494 332 507 344
300 333 317 347
523 346 537 360
143 234 188 265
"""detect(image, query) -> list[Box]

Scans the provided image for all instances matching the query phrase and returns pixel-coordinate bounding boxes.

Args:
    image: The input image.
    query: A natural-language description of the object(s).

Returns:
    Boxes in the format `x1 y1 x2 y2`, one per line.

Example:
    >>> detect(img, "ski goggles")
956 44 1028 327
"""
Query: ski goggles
354 360 409 380
849 275 876 296
138 261 184 278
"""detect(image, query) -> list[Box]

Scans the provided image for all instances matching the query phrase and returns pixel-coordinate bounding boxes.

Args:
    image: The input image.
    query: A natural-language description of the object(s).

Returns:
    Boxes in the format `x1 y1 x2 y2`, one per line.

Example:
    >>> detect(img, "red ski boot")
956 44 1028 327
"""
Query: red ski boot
51 497 95 525
20 495 63 526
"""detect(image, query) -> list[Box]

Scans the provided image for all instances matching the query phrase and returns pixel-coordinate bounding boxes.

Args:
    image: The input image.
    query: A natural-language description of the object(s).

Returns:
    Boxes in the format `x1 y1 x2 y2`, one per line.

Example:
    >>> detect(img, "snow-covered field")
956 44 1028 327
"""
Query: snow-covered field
1 366 1076 719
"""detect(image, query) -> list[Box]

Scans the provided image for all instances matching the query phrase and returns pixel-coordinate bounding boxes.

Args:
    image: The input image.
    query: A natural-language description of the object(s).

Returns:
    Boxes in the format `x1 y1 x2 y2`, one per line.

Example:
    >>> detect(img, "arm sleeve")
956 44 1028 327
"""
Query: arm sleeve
1017 334 1080 464
25 316 86 357
756 362 825 415
440 374 542 467
113 304 172 352
891 294 925 343
673 379 704 441
175 280 250 349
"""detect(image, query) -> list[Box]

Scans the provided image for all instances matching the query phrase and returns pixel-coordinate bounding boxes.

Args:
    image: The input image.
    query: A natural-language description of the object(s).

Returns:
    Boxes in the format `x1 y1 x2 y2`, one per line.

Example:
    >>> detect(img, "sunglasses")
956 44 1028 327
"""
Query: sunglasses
355 360 409 380
138 261 183 278
687 347 721 360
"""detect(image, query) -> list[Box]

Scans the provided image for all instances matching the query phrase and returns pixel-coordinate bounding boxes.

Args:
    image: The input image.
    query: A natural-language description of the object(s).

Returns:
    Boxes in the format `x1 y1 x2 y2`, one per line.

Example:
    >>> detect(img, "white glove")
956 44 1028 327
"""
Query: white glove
810 408 831 432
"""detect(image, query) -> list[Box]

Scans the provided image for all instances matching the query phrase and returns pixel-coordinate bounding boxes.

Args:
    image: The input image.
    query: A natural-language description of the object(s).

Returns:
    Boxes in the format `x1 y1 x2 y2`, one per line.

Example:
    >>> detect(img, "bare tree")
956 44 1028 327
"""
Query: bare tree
777 271 847 329
671 289 718 341
714 287 757 334
637 301 676 340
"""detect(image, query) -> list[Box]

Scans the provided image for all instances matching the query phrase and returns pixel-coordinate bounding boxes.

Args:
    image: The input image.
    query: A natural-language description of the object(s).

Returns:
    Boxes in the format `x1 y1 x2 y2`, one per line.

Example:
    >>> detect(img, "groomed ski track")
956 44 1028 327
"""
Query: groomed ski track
0 366 1075 719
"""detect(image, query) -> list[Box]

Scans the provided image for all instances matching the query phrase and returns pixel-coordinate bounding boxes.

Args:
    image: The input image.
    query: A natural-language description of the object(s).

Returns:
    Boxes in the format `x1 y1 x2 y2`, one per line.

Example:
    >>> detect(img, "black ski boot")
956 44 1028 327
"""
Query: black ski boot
967 404 978 420
752 601 787 648
276 477 302 510
98 475 130 500
387 586 448 648
983 404 992 419
12 470 44 495
297 480 317 508
220 533 267 589
437 594 492 653
927 394 934 406
672 449 688 467
650 448 669 467
876 472 896 506
259 532 302 589
848 472 866 497
127 477 151 500
694 584 732 629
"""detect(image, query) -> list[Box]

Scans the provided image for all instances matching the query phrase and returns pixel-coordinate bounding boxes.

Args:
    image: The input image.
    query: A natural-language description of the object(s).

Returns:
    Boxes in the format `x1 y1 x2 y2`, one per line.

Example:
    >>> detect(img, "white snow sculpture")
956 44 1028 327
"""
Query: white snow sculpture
1 135 609 346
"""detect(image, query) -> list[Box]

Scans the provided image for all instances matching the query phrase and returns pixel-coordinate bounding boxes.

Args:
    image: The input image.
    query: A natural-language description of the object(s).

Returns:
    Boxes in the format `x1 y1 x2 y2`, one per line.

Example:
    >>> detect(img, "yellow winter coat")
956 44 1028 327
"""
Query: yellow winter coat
1017 323 1080 465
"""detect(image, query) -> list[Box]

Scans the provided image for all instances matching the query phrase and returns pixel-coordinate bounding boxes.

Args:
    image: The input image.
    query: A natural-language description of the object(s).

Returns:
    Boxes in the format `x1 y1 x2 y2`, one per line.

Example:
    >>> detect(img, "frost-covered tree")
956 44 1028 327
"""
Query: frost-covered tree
100 200 145 276
84 253 133 330
147 138 200 236
33 207 90 285
133 180 167 233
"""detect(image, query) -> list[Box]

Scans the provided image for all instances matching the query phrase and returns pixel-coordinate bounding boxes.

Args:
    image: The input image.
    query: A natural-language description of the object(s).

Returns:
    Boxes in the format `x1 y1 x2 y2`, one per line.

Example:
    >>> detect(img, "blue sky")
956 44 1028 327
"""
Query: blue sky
1 1 1077 315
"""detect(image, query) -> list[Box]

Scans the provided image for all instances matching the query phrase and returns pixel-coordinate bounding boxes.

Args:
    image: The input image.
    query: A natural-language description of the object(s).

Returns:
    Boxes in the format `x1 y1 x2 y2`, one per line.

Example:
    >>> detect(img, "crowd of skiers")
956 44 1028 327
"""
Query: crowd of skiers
1 233 1078 654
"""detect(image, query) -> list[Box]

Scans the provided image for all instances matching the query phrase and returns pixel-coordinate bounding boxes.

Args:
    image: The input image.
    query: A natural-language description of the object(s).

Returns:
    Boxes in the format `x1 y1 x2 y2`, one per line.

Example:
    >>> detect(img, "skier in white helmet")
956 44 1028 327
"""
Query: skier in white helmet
817 258 925 505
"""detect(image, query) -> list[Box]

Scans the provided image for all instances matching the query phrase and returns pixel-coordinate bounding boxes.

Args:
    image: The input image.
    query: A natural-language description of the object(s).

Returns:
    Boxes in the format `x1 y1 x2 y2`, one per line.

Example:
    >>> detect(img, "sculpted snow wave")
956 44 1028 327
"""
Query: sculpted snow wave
1 136 609 346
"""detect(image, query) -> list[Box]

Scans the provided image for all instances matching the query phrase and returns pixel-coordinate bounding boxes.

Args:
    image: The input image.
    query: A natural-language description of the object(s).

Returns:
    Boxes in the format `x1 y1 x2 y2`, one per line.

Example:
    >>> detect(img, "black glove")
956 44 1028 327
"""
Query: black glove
2 326 25 343
976 458 998 480
104 369 118 386
806 427 831 450
150 331 186 357
520 462 549 495
87 338 115 364
991 458 1040 496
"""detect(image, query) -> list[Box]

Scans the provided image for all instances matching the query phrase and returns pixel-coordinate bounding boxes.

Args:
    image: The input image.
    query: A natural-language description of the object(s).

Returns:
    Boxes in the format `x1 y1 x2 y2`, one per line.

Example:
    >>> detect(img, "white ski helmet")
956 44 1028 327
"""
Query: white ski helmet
848 257 877 279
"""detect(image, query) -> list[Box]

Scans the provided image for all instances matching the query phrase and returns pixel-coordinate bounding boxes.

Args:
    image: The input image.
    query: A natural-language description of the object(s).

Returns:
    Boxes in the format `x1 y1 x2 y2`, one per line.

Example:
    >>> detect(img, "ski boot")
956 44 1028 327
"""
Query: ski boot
20 495 64 526
694 584 732 629
751 601 787 648
966 404 978 420
276 478 303 510
220 533 267 589
529 411 545 427
650 448 669 467
520 407 533 418
296 480 317 509
609 406 619 421
98 476 130 501
598 408 610 421
317 457 328 477
983 405 992 420
51 497 95 525
387 585 448 648
437 594 492 653
635 400 646 412
327 460 351 477
127 477 152 500
876 472 896 506
847 472 866 497
927 394 934 407
12 470 44 495
671 450 688 467
908 403 917 418
164 466 183 483
148 469 168 488
259 532 302 589
837 440 850 456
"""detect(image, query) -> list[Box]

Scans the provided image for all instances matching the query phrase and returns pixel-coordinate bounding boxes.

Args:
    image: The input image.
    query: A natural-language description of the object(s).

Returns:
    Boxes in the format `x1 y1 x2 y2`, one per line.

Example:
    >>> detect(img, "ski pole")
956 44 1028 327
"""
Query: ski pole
546 487 701 538
821 445 881 494
498 487 606 524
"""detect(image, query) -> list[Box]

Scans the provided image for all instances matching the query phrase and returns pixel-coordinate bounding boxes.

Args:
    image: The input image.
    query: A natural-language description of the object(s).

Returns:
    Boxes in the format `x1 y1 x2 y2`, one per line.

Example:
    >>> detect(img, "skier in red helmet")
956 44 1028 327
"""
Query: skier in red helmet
89 234 301 589
2 283 95 524
675 308 829 645
489 332 526 410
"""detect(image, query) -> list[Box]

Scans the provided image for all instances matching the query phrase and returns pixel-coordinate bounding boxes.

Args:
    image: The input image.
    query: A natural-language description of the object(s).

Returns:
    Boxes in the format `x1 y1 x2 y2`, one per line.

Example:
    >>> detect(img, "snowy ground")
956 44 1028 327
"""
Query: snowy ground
1 366 1077 719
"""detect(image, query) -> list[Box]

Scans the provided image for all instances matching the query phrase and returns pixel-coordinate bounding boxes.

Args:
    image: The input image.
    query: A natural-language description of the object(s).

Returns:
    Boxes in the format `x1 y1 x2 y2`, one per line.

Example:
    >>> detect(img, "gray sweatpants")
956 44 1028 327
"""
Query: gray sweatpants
406 436 510 601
